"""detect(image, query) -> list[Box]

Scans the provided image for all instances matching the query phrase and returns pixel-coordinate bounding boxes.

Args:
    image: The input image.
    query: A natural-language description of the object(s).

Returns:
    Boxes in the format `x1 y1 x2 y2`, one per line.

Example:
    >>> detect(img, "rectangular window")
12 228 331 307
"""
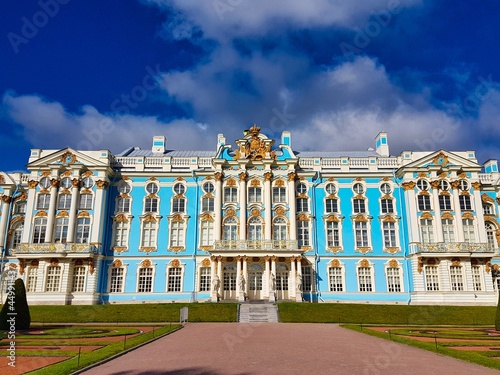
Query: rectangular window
273 187 286 203
459 195 472 210
439 195 452 211
58 194 72 210
170 221 185 248
425 266 439 291
33 218 47 243
326 221 340 247
109 268 124 293
138 268 153 292
387 268 401 292
54 217 69 243
383 221 397 248
45 266 61 292
471 266 482 292
168 267 182 292
358 267 373 292
15 202 26 214
353 199 366 213
381 199 394 214
450 266 464 291
224 187 238 203
483 204 493 215
463 218 476 243
199 267 211 292
72 266 86 292
75 218 91 244
79 194 93 210
114 221 129 247
328 267 343 292
26 267 38 293
355 221 369 247
301 266 312 292
200 220 214 246
248 187 262 203
296 198 309 212
325 198 338 213
37 194 50 210
141 221 157 248
144 197 158 213
418 195 432 211
298 221 310 247
442 219 455 243
420 218 434 243
117 197 131 212
173 198 185 213
202 197 214 212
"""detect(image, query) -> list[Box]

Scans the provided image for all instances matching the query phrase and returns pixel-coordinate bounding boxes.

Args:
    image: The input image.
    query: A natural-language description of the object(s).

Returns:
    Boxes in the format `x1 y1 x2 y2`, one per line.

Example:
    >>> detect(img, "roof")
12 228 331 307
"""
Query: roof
116 148 216 157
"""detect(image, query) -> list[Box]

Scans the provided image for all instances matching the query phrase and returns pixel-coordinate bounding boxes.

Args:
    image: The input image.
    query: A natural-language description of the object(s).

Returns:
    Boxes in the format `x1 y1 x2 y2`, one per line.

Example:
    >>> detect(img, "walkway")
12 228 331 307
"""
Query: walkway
80 323 500 375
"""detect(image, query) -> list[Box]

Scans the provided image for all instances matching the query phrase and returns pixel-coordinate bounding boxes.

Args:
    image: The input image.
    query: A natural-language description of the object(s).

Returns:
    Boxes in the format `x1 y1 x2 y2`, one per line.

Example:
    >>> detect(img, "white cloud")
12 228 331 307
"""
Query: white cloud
2 92 217 153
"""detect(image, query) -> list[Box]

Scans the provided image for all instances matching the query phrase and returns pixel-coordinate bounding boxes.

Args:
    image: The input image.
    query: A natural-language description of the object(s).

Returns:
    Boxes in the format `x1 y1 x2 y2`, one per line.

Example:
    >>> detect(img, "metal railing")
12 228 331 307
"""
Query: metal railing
214 239 299 251
12 243 101 255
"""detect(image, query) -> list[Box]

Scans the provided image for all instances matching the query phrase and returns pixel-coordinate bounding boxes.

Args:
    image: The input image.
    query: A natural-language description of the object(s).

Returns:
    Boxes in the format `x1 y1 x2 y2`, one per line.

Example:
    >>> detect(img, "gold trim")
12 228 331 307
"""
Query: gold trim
170 259 181 268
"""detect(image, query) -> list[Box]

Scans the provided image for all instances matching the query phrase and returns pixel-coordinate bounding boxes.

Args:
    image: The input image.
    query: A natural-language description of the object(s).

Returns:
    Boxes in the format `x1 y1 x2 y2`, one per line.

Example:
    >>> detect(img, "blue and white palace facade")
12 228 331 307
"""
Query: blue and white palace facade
1 126 499 305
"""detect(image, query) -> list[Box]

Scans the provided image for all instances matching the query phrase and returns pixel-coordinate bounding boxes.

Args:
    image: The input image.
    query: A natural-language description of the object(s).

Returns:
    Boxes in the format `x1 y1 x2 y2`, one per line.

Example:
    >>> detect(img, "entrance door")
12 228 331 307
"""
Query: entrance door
276 264 289 300
248 264 263 300
223 264 236 300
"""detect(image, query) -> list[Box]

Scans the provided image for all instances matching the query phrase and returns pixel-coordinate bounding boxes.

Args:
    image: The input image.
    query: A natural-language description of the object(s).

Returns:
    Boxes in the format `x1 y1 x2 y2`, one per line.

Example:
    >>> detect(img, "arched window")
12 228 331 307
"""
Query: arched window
10 223 23 249
223 217 238 241
248 217 262 241
273 217 287 241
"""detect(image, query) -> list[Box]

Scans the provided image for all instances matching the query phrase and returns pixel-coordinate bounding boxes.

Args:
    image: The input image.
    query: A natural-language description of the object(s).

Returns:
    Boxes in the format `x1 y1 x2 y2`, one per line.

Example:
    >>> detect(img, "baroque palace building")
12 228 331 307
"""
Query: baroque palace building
0 125 500 305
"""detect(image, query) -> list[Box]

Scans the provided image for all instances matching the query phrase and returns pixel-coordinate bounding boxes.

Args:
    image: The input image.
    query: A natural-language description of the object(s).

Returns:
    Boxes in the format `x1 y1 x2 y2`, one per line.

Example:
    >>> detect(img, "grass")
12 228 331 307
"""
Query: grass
343 324 500 371
24 324 181 375
277 302 496 325
26 302 238 323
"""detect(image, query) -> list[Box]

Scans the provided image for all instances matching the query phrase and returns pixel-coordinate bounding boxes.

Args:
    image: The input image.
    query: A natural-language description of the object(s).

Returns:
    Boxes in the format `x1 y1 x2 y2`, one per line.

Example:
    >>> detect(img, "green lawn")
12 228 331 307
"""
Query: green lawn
26 302 238 323
277 302 496 325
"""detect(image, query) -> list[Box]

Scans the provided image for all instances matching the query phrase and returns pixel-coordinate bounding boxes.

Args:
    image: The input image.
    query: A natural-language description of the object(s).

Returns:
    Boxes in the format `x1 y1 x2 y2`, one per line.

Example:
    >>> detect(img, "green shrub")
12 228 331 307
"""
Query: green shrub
0 278 31 330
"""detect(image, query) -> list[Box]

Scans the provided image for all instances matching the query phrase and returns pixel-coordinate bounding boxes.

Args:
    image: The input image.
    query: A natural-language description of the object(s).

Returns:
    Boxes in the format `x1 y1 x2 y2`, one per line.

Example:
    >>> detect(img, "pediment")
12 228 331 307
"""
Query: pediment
399 150 481 172
27 148 109 169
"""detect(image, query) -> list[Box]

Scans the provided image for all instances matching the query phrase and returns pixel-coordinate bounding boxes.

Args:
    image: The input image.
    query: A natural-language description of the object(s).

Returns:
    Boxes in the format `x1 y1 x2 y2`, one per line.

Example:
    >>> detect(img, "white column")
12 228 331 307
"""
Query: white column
217 256 223 285
91 180 108 243
432 191 444 242
210 256 217 302
22 182 37 243
66 180 80 243
404 187 420 242
264 172 272 240
451 187 464 242
472 183 486 243
239 172 247 241
288 172 297 241
290 257 296 299
264 256 270 298
242 256 248 296
0 196 12 247
214 172 223 241
270 255 277 302
236 256 242 295
296 256 303 302
44 180 58 242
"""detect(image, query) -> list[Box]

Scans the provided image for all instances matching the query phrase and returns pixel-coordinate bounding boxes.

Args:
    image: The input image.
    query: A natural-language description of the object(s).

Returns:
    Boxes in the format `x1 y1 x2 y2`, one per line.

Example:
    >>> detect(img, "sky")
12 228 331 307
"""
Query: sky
1 0 500 172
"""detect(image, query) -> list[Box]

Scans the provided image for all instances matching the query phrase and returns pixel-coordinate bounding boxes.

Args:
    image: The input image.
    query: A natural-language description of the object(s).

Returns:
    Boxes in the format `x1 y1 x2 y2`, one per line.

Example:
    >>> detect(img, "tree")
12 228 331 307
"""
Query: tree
0 278 31 331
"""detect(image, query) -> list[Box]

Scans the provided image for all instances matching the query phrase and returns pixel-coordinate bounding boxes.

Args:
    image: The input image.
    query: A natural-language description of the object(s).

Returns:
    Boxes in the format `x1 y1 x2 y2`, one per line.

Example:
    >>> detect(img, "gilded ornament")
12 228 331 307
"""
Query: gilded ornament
417 257 423 273
113 259 123 267
50 179 59 188
354 214 367 222
482 194 494 203
327 246 343 253
96 180 109 189
462 212 474 219
226 208 236 217
355 177 364 181
74 259 84 266
226 178 236 187
60 151 77 165
82 171 93 177
250 179 261 187
287 172 296 181
433 152 449 166
472 182 481 190
239 172 247 182
430 180 441 189
441 212 453 220
56 211 69 217
30 260 39 267
402 182 416 190
418 172 428 178
486 261 493 273
450 180 460 190
35 211 48 217
326 215 339 222
141 259 152 268
144 214 157 223
264 172 273 181
115 214 129 223
201 258 211 267
275 206 285 216
50 258 59 266
382 215 396 223
171 259 181 267
451 257 461 266
388 259 399 268
359 259 370 268
19 259 26 275
275 179 285 187
297 213 309 221
214 172 223 181
1 195 12 204
41 171 51 177
420 212 433 219
88 258 95 274
330 259 340 267
251 208 260 217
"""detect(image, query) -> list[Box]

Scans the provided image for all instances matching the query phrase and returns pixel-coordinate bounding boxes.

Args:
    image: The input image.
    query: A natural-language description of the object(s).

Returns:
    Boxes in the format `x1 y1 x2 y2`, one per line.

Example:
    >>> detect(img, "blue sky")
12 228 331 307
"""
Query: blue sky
1 0 499 172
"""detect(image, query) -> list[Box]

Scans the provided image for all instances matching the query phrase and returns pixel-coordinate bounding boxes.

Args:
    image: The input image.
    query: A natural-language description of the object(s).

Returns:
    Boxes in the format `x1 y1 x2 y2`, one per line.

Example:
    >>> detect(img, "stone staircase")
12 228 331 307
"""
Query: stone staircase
238 303 279 323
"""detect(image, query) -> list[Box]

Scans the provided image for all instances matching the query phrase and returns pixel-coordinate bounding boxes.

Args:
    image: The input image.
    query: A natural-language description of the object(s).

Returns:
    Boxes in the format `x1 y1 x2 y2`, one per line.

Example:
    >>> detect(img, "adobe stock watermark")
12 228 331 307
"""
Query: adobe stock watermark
5 269 17 368
7 0 71 54
415 74 495 152
222 321 263 352
340 0 402 58
77 64 162 151
213 0 243 21
362 341 402 375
